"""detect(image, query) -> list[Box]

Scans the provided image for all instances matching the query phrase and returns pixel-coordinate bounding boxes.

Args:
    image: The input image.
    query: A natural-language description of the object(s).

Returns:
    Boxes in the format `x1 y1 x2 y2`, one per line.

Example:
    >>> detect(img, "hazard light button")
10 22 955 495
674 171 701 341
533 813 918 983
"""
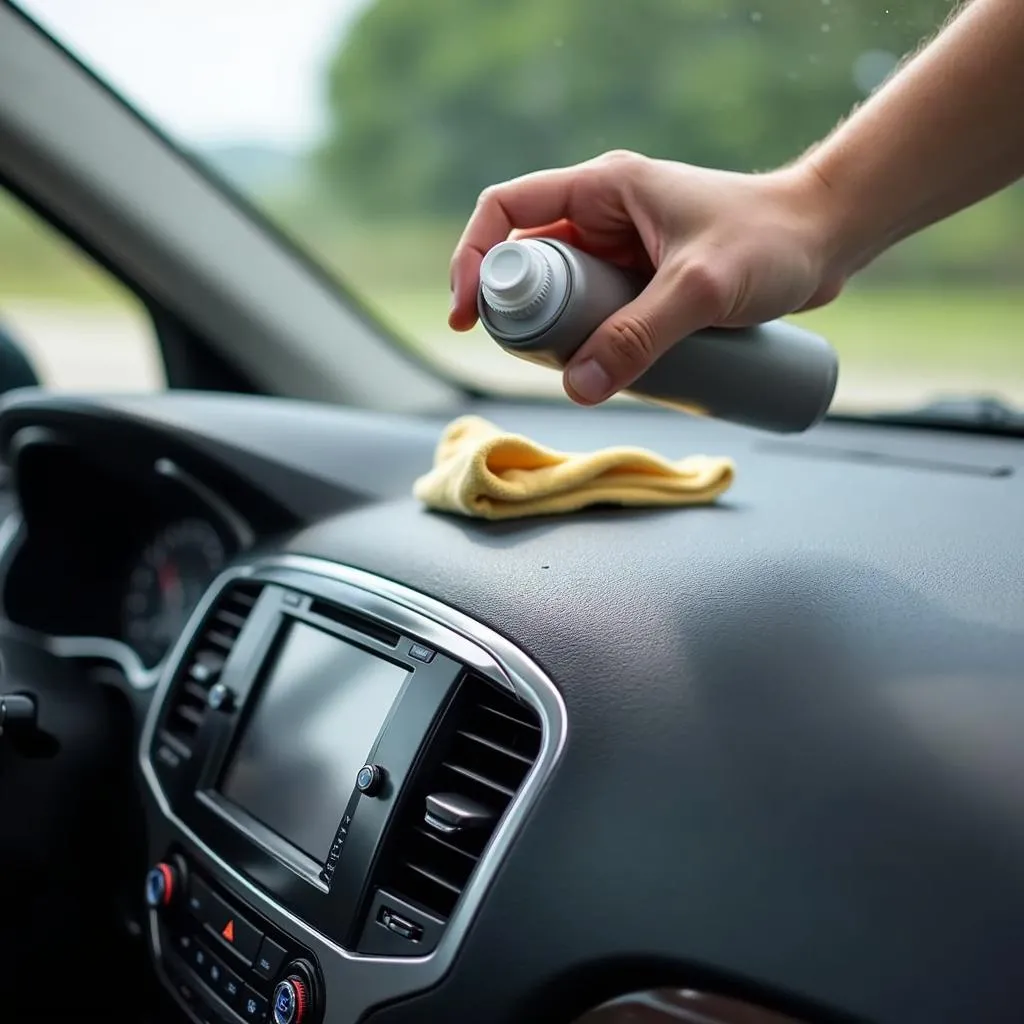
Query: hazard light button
187 876 262 964
210 900 262 964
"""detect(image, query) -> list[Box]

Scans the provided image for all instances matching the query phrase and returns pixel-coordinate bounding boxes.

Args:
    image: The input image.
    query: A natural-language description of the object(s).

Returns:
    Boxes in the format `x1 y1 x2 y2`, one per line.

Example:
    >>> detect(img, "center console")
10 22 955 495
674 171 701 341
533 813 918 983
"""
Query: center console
139 554 565 1024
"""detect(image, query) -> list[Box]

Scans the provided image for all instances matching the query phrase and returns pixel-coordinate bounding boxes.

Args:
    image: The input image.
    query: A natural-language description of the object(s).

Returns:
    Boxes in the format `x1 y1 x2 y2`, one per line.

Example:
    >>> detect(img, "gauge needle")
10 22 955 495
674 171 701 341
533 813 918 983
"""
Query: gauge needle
158 561 182 609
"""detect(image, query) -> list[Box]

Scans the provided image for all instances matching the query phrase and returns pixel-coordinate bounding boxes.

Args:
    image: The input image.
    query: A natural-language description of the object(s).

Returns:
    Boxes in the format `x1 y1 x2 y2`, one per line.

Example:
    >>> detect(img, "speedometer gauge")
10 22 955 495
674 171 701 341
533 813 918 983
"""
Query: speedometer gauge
122 517 228 666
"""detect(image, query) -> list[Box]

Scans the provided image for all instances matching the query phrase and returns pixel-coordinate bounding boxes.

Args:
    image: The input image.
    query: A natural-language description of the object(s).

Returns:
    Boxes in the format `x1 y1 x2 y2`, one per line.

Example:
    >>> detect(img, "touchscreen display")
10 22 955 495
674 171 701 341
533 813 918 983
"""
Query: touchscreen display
219 621 408 862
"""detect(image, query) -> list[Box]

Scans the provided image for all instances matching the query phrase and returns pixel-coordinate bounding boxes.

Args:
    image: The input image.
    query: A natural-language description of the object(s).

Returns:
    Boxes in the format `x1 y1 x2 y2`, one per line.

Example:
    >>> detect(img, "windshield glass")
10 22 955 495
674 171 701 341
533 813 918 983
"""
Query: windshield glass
13 0 1024 413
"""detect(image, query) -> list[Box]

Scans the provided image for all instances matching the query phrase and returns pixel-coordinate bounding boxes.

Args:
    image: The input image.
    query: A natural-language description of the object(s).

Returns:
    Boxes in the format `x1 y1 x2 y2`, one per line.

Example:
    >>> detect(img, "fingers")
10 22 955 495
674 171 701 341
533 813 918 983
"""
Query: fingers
514 219 648 272
563 262 728 405
795 276 844 313
448 245 487 331
449 167 579 330
510 219 582 246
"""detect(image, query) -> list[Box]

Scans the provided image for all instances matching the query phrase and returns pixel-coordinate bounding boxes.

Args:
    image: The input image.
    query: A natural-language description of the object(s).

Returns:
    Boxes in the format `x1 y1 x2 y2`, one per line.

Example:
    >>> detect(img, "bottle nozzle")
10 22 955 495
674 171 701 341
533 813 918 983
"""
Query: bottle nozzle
480 240 553 317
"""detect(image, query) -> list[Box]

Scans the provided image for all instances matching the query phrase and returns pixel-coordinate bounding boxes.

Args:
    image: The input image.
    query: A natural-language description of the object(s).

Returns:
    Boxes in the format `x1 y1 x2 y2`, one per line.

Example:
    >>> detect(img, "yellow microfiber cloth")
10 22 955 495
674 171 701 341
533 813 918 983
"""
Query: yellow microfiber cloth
412 415 735 521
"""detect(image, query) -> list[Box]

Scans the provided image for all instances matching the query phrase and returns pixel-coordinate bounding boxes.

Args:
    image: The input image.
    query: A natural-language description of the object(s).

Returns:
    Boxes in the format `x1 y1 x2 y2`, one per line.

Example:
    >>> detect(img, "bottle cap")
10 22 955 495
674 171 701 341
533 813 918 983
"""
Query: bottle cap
480 241 553 318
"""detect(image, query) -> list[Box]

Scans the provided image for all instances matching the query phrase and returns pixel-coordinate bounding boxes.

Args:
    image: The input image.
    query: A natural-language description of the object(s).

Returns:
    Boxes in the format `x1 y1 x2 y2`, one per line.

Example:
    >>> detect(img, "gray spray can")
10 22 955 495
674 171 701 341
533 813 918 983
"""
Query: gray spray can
477 238 839 433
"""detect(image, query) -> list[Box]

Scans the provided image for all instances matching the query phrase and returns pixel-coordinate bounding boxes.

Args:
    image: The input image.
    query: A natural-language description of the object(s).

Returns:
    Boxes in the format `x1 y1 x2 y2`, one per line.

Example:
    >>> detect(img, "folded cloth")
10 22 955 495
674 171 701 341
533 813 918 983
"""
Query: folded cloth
412 415 734 521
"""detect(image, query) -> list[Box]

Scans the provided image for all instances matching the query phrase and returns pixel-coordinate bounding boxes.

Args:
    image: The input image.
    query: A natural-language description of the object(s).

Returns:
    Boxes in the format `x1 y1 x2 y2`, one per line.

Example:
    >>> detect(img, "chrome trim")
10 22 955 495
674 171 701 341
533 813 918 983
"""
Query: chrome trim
140 553 568 1022
0 512 160 690
154 458 255 550
0 448 256 691
0 511 23 619
264 559 518 693
44 635 160 689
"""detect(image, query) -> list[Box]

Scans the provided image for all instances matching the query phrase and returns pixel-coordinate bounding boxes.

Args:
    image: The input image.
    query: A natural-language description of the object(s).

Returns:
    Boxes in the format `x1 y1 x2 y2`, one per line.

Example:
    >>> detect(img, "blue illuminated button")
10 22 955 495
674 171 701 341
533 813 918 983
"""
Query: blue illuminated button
272 977 308 1024
144 862 175 908
356 763 384 797
219 967 243 1007
240 985 268 1023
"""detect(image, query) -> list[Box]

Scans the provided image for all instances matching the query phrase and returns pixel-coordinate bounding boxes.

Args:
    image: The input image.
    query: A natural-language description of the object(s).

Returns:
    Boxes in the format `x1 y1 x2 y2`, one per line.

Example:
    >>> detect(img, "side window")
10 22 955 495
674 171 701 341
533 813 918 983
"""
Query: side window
0 188 165 393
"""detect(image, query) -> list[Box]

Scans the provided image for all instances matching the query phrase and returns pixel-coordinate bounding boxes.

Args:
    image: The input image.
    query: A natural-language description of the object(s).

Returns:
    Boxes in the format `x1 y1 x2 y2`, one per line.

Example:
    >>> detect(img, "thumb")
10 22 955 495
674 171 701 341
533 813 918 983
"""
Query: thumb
562 262 724 405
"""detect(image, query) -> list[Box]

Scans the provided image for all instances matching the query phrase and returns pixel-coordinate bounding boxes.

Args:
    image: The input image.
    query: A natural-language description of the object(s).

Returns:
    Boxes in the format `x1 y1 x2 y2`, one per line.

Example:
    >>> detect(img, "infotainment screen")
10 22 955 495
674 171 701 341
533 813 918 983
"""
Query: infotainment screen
218 621 409 862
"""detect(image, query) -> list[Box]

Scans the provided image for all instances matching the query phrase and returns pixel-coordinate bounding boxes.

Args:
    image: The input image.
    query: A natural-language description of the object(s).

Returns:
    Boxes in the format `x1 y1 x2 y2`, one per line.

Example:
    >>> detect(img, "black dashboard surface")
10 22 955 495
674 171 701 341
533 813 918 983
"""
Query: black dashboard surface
1 389 1023 1024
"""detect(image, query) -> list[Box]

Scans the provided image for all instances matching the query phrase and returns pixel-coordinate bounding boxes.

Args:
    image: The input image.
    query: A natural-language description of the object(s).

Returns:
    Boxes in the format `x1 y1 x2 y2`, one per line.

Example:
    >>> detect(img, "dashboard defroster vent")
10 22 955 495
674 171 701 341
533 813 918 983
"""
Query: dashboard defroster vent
373 674 542 922
159 581 263 754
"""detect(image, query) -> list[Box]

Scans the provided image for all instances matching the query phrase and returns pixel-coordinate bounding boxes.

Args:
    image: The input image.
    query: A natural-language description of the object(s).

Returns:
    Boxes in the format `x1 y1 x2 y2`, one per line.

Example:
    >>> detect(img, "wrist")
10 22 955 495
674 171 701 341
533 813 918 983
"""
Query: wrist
770 156 881 284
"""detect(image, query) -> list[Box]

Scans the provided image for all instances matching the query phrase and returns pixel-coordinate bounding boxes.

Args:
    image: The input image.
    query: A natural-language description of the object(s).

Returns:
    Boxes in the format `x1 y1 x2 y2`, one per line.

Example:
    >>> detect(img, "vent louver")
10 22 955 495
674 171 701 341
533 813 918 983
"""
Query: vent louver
374 674 542 921
160 580 262 754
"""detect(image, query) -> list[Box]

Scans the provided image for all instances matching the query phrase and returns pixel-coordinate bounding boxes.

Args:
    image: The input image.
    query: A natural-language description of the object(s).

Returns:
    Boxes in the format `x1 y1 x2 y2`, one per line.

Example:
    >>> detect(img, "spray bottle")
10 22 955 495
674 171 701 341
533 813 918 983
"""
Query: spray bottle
477 237 839 433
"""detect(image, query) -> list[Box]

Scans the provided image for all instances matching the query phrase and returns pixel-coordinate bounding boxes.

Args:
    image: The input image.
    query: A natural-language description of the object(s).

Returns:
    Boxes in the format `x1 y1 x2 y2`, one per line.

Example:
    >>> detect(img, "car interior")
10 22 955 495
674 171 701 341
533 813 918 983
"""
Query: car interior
0 5 1022 1024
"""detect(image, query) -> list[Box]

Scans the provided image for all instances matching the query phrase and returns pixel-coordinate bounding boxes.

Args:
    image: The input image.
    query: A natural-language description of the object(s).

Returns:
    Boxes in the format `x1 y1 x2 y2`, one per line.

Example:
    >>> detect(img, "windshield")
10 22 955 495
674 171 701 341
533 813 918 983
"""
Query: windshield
13 0 1024 413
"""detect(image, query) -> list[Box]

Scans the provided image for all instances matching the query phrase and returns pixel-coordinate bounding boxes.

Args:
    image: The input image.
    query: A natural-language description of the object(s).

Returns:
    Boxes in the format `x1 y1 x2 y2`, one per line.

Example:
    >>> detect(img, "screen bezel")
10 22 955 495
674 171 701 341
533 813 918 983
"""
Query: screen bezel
172 581 462 948
209 617 411 886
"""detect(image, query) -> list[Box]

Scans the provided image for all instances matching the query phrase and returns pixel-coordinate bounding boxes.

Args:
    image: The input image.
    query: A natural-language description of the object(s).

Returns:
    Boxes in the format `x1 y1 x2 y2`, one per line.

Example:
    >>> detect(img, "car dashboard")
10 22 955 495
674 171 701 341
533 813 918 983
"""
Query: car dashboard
2 438 251 678
0 388 1023 1024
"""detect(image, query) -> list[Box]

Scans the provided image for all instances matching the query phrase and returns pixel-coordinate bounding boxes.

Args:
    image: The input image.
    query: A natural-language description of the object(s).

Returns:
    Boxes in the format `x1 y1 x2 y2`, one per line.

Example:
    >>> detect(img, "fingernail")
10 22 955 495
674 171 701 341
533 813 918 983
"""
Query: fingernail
566 359 611 403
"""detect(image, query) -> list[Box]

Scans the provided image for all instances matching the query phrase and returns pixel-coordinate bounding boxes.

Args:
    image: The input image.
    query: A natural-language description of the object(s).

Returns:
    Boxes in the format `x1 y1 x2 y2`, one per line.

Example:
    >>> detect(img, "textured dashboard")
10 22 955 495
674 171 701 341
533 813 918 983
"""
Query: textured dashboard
289 408 1024 1024
1 389 1023 1024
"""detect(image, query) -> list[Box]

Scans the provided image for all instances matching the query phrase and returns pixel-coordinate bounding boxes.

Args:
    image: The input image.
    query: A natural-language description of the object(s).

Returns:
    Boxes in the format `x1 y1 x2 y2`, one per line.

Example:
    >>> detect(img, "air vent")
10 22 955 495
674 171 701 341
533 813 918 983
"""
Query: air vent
160 581 263 754
374 674 542 921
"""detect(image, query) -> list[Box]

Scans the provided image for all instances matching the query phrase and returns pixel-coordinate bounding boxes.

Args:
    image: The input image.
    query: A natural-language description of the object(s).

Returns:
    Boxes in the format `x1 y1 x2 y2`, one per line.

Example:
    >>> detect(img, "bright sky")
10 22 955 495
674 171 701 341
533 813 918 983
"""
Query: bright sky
16 0 371 146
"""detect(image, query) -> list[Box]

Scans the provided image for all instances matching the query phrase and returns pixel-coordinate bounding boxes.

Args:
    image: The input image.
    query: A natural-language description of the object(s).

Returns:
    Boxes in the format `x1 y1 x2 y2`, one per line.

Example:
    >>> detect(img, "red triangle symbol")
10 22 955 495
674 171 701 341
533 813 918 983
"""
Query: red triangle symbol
221 919 235 943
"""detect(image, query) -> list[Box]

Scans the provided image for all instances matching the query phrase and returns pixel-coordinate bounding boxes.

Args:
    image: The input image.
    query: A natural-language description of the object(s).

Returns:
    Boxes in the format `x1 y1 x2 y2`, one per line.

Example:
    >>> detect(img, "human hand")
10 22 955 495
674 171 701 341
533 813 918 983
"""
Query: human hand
449 150 846 405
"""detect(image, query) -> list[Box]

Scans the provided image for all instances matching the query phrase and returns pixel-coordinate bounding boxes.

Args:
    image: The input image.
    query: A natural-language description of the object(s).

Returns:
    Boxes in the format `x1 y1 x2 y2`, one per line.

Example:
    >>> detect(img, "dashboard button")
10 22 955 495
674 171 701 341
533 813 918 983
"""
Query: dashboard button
240 986 269 1023
408 643 435 663
356 763 385 796
272 976 308 1024
207 896 263 964
254 935 287 980
206 954 225 990
190 941 211 975
187 876 214 921
217 962 246 1010
191 879 263 964
145 862 177 908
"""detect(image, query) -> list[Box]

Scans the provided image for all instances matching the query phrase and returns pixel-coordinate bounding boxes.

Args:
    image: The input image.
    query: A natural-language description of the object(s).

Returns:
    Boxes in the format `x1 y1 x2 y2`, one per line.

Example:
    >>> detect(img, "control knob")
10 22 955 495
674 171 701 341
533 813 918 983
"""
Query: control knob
272 960 318 1024
144 856 185 909
356 762 385 797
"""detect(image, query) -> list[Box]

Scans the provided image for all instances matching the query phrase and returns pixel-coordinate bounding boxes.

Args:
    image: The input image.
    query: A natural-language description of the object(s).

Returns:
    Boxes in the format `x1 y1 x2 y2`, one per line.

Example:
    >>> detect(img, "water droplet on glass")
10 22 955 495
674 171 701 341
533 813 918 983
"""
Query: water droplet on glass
553 37 564 48
821 23 831 32
750 11 762 22
853 49 899 94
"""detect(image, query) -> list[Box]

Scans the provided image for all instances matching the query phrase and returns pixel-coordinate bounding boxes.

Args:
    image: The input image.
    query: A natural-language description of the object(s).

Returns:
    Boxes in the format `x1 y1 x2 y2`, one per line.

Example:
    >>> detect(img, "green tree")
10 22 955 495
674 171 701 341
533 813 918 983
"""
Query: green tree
317 0 956 217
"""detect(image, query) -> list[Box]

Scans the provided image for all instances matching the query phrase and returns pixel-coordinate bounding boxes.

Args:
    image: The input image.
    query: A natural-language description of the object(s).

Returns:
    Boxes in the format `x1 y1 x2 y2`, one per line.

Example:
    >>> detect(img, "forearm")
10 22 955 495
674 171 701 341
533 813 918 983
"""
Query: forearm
798 0 1024 274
